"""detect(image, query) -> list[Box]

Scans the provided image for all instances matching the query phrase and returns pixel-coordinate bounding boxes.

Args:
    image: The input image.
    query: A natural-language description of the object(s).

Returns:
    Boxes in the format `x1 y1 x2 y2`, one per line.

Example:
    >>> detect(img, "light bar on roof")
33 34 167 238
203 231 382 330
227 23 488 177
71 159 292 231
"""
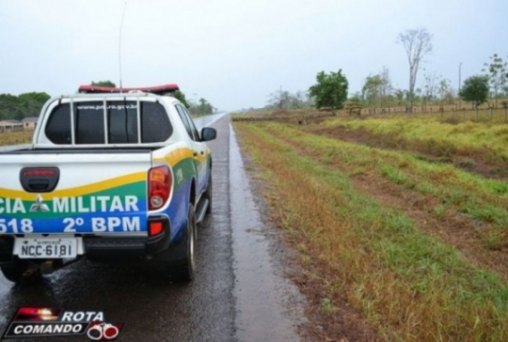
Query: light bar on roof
78 83 179 95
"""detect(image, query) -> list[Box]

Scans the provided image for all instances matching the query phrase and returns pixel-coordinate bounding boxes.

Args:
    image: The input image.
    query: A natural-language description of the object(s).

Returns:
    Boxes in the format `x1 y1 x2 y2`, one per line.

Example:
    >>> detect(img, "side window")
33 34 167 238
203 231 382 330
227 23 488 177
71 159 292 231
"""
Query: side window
182 107 200 141
175 104 196 140
45 103 71 144
141 102 172 143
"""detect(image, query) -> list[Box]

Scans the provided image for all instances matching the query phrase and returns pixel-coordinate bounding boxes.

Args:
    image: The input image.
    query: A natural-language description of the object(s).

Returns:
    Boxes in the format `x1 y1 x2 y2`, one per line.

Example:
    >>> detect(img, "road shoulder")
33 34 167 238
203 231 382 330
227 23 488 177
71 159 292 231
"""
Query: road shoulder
230 123 306 341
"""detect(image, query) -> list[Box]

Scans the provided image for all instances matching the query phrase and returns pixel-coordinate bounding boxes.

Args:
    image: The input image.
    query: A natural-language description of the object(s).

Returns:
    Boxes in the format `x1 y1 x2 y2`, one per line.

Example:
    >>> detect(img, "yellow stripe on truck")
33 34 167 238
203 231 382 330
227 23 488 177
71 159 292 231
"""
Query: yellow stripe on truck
0 172 146 201
154 148 208 165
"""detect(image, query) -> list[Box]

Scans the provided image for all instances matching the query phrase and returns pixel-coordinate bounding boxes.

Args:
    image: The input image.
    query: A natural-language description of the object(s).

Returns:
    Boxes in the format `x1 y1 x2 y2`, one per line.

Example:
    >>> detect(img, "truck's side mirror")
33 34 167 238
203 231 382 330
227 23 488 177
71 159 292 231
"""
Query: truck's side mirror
200 127 217 141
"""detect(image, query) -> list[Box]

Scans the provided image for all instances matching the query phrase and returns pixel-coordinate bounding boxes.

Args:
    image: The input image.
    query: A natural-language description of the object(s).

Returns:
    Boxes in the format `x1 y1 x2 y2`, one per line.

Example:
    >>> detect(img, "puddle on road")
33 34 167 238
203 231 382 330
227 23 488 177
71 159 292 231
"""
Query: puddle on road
230 123 305 341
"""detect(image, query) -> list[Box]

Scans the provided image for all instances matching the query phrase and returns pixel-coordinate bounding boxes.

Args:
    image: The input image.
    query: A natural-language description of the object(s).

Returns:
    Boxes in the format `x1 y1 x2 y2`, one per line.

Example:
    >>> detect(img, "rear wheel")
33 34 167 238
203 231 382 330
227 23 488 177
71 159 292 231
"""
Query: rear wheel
170 204 197 282
1 258 41 284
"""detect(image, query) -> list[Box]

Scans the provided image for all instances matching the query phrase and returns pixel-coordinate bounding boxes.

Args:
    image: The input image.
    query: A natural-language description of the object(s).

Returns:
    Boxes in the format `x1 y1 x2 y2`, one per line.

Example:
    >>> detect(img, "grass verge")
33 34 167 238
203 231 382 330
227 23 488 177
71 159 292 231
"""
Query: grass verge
273 122 508 249
310 115 508 179
234 121 508 341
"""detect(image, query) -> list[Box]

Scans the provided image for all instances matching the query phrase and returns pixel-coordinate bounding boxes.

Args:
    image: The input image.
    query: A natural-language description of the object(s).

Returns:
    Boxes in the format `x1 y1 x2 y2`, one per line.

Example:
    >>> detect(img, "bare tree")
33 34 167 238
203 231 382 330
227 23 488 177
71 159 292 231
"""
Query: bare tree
423 70 439 105
379 66 393 102
482 53 508 107
361 67 392 108
397 28 433 113
437 78 455 104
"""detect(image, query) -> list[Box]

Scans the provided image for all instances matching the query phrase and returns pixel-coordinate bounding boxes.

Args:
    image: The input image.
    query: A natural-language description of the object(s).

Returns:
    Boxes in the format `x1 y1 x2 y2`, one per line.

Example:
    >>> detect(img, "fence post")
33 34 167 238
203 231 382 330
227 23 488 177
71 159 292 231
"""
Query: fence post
502 101 508 123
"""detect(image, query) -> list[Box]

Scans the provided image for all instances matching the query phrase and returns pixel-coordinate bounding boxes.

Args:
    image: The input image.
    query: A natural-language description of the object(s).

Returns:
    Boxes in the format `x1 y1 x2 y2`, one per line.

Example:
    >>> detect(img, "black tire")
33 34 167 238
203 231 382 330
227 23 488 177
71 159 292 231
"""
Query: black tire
204 174 212 215
1 259 41 284
170 204 197 282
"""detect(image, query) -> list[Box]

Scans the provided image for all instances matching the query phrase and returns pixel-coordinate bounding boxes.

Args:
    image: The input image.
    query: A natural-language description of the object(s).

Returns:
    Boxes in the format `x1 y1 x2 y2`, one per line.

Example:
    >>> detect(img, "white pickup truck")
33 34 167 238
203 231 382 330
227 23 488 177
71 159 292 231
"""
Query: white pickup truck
0 84 216 283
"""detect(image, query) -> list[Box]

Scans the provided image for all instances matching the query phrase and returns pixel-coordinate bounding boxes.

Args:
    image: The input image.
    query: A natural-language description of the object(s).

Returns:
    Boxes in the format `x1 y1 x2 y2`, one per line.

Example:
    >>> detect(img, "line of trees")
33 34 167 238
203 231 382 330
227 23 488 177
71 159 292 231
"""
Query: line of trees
0 81 216 122
458 54 508 109
265 89 313 110
173 90 215 116
287 27 508 114
0 92 50 121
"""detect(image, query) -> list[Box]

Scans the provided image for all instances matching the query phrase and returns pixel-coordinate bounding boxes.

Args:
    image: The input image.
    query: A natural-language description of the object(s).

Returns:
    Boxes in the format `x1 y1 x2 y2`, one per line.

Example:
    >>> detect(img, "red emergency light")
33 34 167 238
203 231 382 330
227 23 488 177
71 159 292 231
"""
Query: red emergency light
78 83 179 95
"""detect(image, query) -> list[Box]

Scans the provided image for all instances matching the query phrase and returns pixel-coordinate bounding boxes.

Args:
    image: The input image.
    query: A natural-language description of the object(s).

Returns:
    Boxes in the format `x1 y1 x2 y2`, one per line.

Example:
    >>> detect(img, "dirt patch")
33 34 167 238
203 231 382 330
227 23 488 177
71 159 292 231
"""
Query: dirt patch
291 263 381 342
308 125 508 180
351 172 508 280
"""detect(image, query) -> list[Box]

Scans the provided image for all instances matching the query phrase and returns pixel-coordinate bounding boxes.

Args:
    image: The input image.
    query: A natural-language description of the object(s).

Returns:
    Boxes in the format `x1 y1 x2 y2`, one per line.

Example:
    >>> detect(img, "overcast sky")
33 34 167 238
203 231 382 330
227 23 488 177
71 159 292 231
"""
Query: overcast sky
0 0 507 111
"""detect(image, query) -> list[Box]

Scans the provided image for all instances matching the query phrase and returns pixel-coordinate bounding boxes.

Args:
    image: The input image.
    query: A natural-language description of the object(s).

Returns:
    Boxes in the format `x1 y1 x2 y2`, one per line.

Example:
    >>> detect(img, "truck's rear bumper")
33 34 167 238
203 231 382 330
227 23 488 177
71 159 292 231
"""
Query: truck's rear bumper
83 232 168 258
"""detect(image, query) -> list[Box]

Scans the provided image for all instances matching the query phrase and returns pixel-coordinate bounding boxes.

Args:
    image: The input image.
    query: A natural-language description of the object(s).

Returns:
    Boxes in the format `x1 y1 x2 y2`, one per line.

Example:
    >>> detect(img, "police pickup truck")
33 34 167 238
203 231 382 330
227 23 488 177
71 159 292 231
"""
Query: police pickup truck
0 84 216 283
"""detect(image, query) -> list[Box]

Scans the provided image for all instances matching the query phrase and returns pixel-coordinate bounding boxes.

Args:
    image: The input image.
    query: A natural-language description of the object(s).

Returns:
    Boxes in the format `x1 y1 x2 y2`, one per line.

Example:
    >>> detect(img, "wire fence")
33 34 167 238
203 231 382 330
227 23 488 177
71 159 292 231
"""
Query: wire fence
342 101 508 123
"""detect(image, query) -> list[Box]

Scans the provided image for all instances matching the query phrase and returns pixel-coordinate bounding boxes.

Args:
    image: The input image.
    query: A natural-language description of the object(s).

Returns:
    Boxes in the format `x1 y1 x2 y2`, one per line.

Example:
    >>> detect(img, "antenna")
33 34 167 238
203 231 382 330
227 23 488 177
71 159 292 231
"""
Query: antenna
118 1 128 91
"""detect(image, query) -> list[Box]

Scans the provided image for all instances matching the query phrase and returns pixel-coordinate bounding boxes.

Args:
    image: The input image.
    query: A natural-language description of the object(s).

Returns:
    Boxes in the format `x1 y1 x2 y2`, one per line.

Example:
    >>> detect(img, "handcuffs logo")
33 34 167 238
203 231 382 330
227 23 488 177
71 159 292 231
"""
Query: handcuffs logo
86 321 122 341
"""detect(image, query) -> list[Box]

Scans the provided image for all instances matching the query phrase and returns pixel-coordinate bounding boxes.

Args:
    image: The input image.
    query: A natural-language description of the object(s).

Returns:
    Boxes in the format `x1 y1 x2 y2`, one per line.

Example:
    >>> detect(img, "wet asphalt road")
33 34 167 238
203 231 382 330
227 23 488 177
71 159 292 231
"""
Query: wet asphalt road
0 114 302 342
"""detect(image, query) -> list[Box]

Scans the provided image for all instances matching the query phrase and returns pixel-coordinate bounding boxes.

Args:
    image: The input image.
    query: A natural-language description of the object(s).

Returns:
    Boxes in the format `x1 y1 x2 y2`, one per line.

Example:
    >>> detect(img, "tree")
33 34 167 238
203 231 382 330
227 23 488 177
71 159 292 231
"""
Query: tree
173 90 190 108
293 91 311 109
397 28 433 113
437 79 454 104
482 53 508 105
423 71 439 104
0 92 50 120
189 98 214 116
18 92 51 118
268 88 291 110
459 75 489 109
362 74 383 106
266 89 310 110
362 67 392 107
308 70 348 111
392 89 407 106
91 80 116 87
378 67 392 103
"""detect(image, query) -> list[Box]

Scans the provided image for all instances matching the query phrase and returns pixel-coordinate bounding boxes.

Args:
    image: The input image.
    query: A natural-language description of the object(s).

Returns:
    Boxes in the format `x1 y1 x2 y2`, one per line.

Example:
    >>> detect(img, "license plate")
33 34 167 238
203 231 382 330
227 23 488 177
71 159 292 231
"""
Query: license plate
14 237 78 259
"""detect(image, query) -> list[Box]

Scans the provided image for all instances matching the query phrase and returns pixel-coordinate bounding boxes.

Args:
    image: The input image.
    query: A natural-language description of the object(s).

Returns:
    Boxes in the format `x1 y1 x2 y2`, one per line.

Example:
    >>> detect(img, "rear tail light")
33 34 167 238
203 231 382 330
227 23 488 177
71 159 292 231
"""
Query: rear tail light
148 166 172 210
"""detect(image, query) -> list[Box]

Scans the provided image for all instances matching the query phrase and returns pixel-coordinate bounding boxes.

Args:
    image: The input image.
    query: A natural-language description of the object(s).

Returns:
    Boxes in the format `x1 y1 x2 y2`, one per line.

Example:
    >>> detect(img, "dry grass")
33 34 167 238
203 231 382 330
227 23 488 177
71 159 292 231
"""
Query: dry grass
234 121 508 341
0 130 33 146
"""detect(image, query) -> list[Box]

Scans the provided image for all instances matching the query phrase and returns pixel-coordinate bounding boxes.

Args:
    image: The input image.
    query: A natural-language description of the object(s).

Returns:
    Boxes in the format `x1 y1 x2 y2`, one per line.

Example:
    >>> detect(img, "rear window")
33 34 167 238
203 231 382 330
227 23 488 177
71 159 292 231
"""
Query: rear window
44 100 172 144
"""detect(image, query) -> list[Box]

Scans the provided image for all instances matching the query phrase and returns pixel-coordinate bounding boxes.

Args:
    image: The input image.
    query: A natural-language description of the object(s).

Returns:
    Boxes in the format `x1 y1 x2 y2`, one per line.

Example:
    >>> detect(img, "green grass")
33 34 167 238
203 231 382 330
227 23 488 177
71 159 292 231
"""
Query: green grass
270 123 508 231
318 114 508 167
234 121 508 341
